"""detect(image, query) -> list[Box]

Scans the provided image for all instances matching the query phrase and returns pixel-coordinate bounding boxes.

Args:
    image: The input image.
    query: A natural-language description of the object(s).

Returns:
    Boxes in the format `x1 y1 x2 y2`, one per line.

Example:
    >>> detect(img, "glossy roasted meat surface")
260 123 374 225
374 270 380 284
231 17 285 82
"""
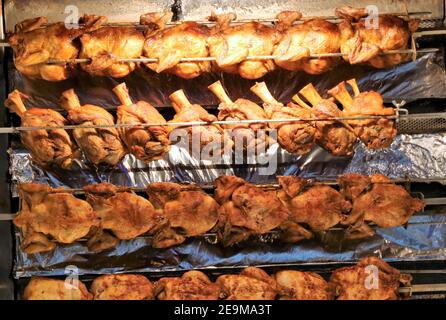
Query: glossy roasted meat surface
24 278 92 300
275 270 332 300
91 274 154 300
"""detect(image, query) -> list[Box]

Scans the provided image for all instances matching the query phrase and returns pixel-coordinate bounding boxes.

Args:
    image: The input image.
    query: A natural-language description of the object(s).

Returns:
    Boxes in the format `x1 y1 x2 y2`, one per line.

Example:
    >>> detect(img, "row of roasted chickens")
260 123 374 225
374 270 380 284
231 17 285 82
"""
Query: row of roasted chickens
24 256 411 300
6 79 396 169
9 6 419 81
14 173 425 254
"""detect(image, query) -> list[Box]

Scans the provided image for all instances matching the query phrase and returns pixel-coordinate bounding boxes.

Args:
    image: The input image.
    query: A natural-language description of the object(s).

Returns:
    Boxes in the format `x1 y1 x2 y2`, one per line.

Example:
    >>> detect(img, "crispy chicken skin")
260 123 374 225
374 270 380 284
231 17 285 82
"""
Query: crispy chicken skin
60 89 126 166
14 183 99 254
113 82 171 162
275 270 332 300
207 13 277 79
214 176 288 245
155 271 219 300
274 11 343 74
336 6 419 69
79 15 144 78
91 274 155 300
5 90 79 169
146 182 219 248
8 17 83 81
217 267 277 300
24 278 92 300
141 12 211 79
330 256 412 300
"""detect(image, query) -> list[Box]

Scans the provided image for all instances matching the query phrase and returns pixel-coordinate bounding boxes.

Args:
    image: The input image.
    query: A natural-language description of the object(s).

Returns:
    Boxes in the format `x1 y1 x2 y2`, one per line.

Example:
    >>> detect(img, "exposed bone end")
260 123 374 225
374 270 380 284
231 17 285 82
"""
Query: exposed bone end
5 90 28 118
298 83 323 107
169 89 193 113
208 81 233 104
276 11 303 28
328 81 354 108
291 94 312 110
112 82 133 106
140 11 173 29
250 82 278 104
346 79 360 97
60 89 81 111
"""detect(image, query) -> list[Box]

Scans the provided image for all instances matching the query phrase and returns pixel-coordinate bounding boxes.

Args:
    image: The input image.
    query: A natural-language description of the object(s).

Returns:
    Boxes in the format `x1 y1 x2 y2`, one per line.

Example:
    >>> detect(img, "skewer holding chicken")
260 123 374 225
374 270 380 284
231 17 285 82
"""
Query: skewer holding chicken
5 90 79 169
141 12 211 79
208 80 272 154
250 82 316 155
328 79 397 149
113 82 170 162
292 83 357 156
60 89 126 166
168 89 233 158
207 12 277 79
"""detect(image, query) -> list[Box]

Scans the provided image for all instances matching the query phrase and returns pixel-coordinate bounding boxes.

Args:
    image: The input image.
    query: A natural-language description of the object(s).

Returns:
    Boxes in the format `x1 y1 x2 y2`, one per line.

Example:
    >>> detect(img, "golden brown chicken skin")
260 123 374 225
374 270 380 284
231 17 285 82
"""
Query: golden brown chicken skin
275 270 332 300
91 274 154 300
24 278 92 300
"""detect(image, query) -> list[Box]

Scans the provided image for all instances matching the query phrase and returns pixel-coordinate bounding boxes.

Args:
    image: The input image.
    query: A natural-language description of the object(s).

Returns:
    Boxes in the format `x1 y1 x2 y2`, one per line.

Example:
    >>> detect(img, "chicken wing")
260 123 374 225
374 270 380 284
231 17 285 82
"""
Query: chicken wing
273 11 342 74
5 90 79 169
217 267 277 300
60 89 126 166
24 277 92 300
275 270 332 300
113 82 171 162
328 79 396 149
330 256 411 300
214 176 288 245
146 182 219 248
155 271 219 300
91 274 154 300
251 82 316 155
79 15 144 78
14 183 99 254
207 13 277 79
141 12 211 79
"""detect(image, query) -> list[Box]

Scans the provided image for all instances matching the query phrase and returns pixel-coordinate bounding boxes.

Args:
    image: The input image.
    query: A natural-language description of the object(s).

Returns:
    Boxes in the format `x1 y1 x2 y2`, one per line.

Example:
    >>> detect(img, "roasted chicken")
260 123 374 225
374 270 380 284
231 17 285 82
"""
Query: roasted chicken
8 17 85 81
79 15 144 78
336 6 419 69
60 89 126 166
273 11 344 74
208 80 272 153
214 176 288 245
155 271 219 300
141 12 211 78
217 267 277 300
91 274 154 300
113 82 171 162
5 90 79 169
250 82 316 155
293 83 357 156
328 79 396 149
277 176 351 232
275 270 332 300
24 278 92 300
14 183 99 254
169 89 233 158
207 13 277 79
146 182 219 248
330 256 411 300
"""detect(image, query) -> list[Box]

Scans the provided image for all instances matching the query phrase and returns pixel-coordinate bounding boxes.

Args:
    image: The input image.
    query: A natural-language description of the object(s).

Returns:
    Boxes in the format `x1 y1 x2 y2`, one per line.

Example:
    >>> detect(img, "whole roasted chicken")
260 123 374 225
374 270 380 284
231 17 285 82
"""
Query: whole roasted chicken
141 12 211 78
24 278 92 300
146 182 219 248
214 176 289 245
336 6 419 68
60 89 126 166
328 79 397 149
14 183 99 254
169 89 233 158
273 11 344 74
275 270 332 300
5 90 78 169
250 82 316 155
207 13 277 79
293 83 357 156
79 15 144 77
91 274 154 300
208 80 272 153
113 82 170 162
